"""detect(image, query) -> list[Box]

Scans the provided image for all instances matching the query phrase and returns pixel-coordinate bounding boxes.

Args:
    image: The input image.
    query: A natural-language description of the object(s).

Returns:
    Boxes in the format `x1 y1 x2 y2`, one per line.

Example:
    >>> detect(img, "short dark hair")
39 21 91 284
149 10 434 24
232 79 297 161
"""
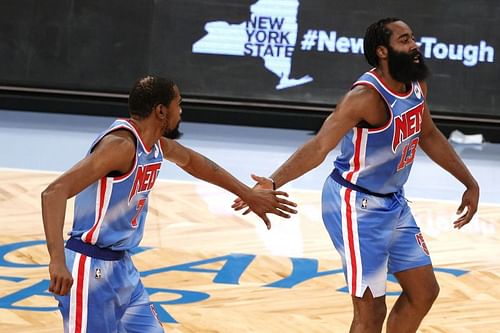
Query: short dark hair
128 76 176 118
364 17 401 67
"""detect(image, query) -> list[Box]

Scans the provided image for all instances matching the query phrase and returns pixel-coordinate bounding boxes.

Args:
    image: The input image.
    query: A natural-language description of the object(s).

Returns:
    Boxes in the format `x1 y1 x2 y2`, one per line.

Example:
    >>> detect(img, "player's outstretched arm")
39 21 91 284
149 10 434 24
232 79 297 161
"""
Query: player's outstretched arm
232 86 381 213
160 138 297 229
418 83 479 229
237 85 378 198
41 130 136 295
263 86 379 190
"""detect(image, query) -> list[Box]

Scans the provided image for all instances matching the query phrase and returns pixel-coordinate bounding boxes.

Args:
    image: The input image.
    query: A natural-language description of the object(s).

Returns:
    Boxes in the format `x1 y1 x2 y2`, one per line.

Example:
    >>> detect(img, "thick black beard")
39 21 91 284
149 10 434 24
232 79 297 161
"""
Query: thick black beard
163 123 182 139
387 47 430 83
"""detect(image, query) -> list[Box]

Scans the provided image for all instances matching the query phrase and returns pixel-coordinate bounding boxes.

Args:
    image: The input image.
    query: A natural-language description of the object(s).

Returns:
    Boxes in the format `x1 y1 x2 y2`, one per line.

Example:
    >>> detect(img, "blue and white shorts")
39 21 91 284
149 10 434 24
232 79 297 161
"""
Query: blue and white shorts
55 242 163 333
322 176 432 298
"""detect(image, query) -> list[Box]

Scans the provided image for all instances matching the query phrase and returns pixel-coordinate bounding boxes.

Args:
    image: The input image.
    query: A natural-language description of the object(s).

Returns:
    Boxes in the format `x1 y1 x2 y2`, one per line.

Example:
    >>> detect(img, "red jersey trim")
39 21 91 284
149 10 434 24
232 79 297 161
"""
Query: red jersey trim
367 69 414 99
352 81 393 134
122 119 152 154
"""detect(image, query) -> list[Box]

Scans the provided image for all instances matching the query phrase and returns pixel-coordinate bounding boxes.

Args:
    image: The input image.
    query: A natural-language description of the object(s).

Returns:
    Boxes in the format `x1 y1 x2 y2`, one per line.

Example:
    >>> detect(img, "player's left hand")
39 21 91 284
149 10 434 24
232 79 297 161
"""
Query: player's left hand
453 185 479 229
234 175 297 229
232 174 275 214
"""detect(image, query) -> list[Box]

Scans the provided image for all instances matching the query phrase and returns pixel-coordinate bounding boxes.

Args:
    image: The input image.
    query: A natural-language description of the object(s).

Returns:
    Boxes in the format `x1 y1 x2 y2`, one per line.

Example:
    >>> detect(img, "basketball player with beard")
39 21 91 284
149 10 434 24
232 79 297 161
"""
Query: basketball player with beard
41 76 297 332
234 18 479 332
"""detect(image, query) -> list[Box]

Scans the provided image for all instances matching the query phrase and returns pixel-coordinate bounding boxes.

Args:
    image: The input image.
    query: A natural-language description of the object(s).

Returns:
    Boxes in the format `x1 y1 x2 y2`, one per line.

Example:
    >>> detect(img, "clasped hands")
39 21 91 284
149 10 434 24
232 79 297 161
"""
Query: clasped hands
232 174 297 229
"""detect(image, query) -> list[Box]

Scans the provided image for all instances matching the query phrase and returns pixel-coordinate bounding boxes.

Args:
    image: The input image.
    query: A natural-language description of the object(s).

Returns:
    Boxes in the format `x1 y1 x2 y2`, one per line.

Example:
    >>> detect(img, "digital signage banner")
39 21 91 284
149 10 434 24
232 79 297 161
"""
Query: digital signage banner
1 0 499 117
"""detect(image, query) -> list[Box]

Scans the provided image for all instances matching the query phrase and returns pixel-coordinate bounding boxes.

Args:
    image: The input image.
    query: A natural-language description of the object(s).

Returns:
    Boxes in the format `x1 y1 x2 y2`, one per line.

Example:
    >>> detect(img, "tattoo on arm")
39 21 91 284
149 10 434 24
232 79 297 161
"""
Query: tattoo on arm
203 156 221 172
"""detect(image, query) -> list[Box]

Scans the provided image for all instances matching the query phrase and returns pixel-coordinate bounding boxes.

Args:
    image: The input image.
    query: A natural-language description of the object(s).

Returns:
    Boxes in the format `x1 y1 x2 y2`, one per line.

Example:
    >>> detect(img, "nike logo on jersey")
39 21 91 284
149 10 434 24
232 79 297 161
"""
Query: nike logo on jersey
128 162 162 202
390 100 397 108
392 103 424 153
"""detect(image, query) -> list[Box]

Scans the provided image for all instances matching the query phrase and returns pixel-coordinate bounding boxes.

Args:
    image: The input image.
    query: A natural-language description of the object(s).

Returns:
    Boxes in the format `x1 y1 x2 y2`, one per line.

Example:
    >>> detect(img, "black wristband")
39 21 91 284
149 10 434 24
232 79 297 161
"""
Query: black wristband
269 178 276 190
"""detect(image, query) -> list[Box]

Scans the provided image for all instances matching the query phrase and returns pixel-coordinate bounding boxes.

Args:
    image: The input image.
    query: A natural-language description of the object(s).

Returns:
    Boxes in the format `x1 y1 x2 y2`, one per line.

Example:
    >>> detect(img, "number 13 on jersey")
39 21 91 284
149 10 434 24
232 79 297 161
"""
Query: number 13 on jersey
397 137 419 171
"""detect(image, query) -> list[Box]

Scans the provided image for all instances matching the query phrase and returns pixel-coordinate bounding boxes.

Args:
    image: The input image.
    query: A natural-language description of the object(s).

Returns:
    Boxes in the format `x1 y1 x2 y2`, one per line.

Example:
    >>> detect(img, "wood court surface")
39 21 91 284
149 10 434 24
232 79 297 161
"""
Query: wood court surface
0 169 499 332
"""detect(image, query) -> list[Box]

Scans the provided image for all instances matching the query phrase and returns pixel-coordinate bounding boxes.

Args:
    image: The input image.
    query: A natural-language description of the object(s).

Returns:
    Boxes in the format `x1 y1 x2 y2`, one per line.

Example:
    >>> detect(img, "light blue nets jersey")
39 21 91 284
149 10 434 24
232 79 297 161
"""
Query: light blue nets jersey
70 119 163 250
333 69 426 194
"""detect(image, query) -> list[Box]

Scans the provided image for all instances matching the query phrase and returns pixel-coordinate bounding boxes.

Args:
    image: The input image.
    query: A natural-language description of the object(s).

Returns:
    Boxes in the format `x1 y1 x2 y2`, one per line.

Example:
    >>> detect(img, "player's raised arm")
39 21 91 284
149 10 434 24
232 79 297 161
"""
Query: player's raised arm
232 85 384 213
268 86 383 190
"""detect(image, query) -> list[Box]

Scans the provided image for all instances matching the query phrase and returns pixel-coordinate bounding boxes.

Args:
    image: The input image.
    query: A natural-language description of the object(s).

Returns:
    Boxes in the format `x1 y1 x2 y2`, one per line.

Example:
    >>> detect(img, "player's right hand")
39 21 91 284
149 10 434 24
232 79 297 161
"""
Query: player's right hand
49 259 74 296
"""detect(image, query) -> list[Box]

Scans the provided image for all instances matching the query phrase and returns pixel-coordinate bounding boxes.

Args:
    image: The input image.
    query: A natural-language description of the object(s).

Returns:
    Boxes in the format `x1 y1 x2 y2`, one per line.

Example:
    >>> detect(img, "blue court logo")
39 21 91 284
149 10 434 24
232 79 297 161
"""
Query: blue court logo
0 240 469 324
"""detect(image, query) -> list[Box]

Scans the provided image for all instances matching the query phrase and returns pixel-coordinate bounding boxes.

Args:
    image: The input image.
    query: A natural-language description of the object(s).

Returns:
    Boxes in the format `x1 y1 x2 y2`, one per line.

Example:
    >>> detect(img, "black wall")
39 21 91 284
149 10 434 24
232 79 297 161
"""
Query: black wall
1 0 499 121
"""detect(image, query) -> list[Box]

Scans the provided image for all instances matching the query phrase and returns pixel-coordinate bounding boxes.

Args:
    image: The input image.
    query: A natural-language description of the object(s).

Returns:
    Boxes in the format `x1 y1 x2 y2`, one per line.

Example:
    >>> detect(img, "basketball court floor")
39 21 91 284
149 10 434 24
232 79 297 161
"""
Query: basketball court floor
1 109 499 332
